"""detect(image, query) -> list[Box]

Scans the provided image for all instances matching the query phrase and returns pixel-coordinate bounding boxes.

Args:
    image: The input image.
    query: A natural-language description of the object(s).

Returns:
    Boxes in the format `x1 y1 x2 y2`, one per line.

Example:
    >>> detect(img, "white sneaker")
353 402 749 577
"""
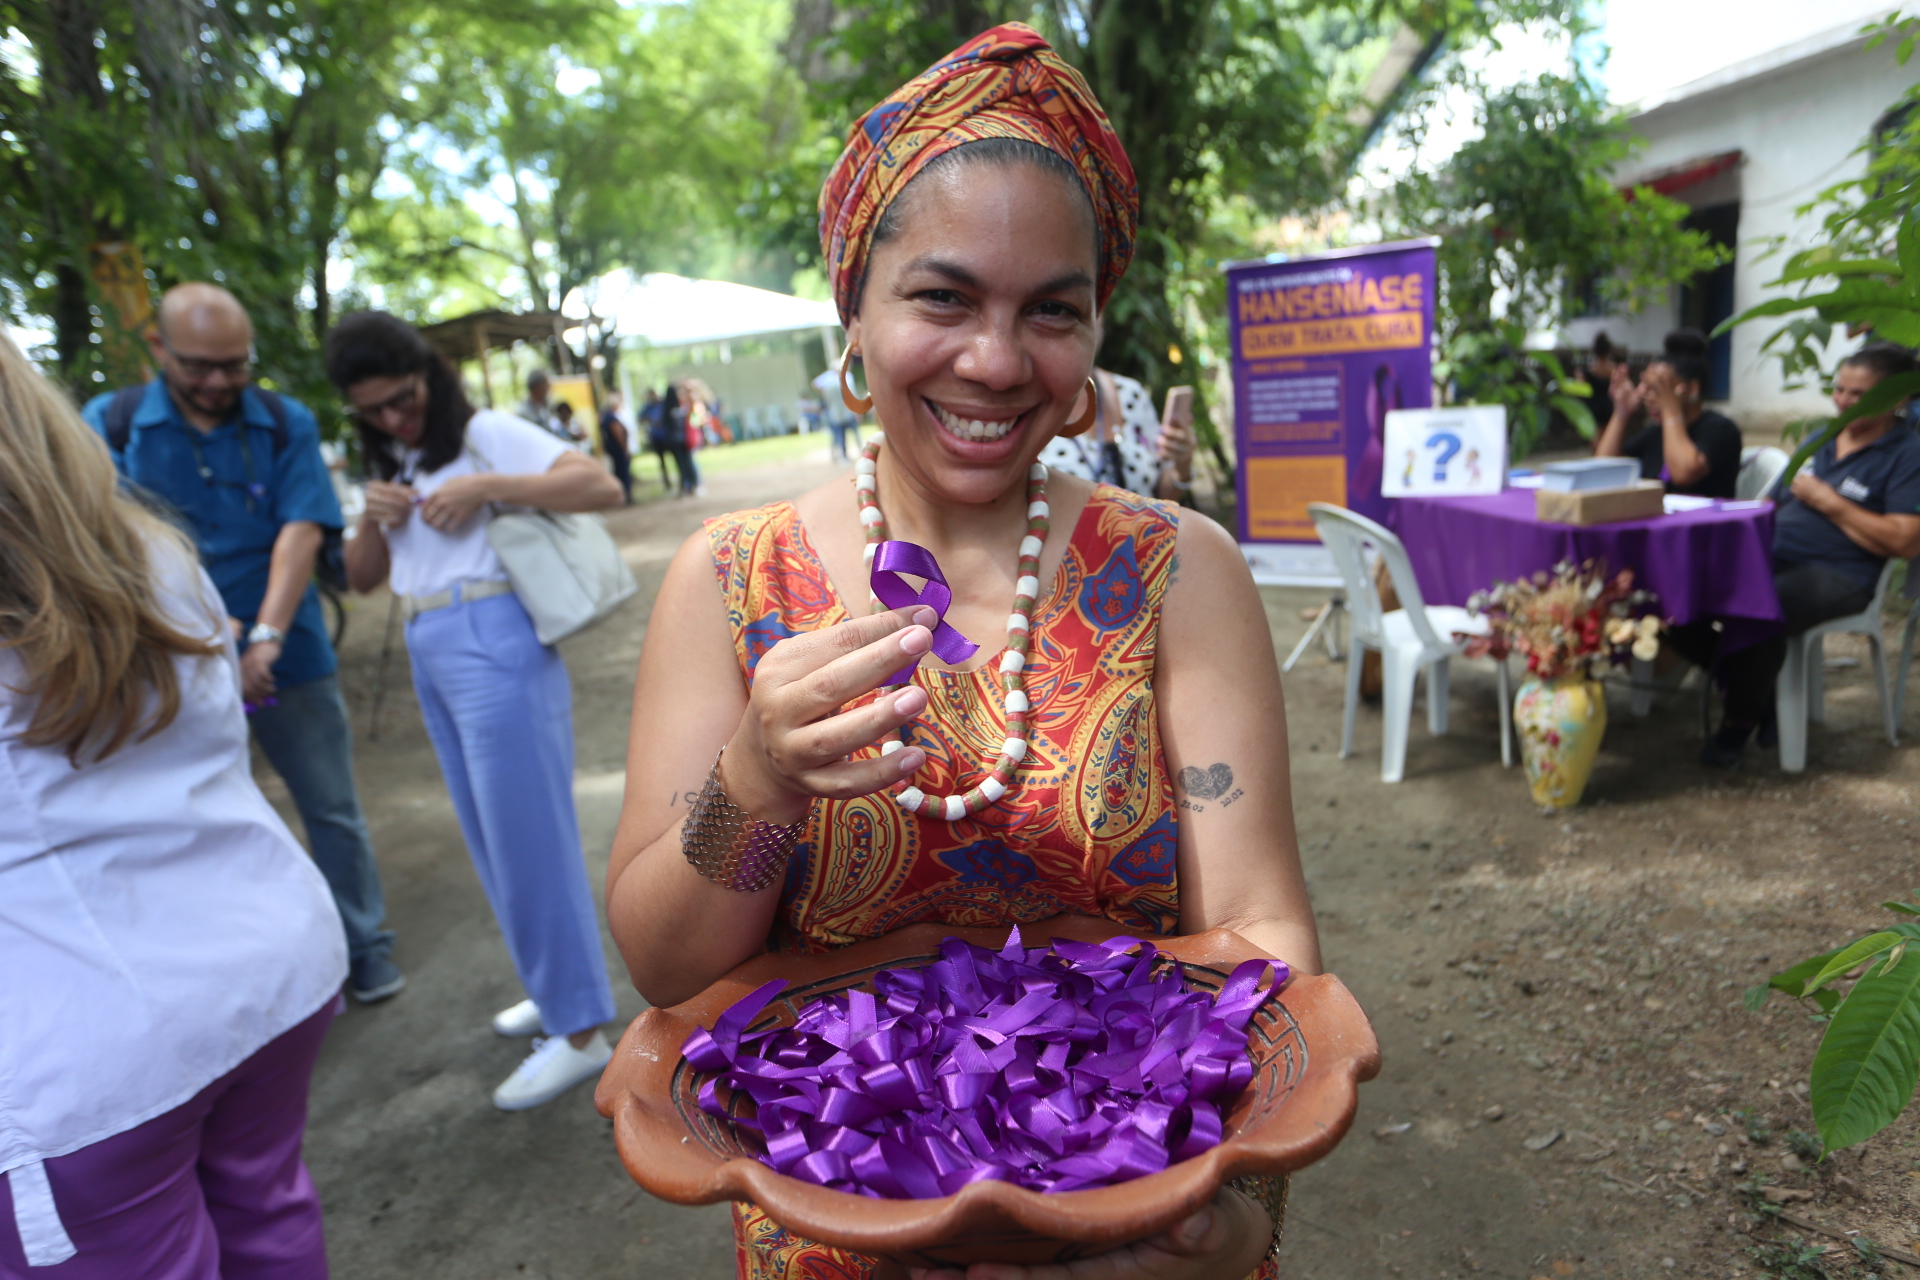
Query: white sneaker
492 1032 612 1111
492 998 543 1037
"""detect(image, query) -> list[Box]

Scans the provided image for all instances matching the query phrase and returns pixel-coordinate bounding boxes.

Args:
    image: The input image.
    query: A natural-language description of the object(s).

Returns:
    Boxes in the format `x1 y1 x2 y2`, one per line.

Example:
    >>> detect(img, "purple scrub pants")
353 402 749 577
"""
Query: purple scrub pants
0 997 337 1280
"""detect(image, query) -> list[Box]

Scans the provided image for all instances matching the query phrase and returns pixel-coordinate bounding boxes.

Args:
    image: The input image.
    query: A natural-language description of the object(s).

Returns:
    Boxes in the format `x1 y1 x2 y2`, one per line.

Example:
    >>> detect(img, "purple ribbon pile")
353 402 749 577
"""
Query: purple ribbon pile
682 929 1287 1199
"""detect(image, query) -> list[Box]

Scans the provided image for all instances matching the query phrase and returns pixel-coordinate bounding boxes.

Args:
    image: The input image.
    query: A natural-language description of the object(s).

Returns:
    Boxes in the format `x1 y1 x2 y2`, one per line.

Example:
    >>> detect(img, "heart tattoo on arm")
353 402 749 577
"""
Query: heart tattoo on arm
1176 762 1242 811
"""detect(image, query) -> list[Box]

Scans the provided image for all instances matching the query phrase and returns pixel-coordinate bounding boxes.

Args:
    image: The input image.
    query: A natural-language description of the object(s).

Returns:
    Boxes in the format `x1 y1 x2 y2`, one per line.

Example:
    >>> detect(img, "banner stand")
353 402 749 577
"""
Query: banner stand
1224 238 1440 588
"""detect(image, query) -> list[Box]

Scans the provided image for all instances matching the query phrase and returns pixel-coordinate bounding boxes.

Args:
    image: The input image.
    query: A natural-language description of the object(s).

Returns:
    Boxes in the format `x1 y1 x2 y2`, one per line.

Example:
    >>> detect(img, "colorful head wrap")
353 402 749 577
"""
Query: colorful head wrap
818 23 1138 325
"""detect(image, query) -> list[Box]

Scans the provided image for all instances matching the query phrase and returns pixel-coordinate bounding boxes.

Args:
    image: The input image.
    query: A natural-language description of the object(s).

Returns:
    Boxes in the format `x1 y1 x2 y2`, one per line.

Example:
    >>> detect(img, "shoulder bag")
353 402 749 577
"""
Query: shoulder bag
465 440 638 645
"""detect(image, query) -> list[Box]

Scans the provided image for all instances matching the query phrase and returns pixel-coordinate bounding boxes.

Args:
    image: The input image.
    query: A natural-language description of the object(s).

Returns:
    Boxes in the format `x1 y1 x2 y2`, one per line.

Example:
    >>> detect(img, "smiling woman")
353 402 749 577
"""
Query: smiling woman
607 24 1320 1280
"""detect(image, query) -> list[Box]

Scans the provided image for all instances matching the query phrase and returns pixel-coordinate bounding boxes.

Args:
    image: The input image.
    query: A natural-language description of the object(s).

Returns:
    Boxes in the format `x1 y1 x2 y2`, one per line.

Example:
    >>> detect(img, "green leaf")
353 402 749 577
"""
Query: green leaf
1905 216 1920 285
1805 932 1907 995
1811 947 1920 1152
1551 395 1598 440
1886 900 1920 916
1744 984 1772 1011
1560 377 1593 397
1880 941 1909 978
1773 257 1900 284
1771 947 1845 998
1900 33 1916 65
1714 297 1815 334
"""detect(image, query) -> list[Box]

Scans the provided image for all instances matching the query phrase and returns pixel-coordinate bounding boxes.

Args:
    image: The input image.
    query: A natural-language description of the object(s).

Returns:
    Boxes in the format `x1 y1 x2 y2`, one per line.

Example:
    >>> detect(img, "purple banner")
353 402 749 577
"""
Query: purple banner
1226 240 1437 546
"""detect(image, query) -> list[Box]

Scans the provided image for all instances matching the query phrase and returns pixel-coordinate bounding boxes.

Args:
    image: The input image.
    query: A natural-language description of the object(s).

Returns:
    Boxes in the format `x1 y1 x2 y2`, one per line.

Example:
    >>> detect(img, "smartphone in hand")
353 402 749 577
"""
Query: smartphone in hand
1161 385 1194 431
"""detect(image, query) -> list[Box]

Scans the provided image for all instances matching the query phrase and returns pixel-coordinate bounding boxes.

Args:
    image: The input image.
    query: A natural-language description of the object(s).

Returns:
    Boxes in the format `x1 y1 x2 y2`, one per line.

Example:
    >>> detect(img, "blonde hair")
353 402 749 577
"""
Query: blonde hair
0 334 219 761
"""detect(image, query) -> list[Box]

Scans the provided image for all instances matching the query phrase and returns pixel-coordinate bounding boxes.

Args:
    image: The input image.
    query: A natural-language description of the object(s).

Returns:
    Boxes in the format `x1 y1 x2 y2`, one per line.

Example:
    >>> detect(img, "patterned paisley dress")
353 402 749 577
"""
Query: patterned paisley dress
705 488 1275 1280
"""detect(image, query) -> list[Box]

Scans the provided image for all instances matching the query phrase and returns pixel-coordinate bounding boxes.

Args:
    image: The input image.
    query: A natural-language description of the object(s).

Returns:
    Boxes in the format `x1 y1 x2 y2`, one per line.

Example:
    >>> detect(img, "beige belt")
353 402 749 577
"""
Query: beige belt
401 579 513 620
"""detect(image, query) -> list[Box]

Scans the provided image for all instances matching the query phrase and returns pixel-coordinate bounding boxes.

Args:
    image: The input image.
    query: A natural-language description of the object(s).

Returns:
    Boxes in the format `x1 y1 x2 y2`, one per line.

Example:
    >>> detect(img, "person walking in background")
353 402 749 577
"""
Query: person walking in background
663 383 700 497
324 311 624 1111
811 361 861 462
599 391 633 504
515 368 561 439
642 386 674 490
83 282 402 1004
0 332 346 1278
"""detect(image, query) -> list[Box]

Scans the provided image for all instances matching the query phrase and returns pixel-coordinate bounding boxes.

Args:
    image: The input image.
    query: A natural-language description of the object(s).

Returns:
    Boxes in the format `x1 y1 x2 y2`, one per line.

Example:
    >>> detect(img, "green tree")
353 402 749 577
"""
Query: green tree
1716 10 1920 441
365 0 803 328
1374 61 1725 457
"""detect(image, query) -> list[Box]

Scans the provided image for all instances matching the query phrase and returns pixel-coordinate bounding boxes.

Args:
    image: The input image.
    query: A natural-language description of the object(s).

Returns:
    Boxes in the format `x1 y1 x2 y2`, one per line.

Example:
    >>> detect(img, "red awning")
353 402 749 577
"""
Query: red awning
1620 150 1743 202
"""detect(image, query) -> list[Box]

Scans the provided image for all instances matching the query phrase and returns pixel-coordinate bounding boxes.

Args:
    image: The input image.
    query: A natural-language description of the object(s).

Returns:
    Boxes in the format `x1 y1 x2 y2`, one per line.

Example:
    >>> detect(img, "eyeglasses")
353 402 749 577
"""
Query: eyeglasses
162 341 253 382
344 379 424 425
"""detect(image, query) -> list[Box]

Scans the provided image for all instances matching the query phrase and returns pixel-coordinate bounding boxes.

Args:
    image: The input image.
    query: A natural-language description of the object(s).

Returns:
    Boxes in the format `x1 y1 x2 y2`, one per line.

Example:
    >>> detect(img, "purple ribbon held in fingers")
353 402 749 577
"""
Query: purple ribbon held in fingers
870 541 979 684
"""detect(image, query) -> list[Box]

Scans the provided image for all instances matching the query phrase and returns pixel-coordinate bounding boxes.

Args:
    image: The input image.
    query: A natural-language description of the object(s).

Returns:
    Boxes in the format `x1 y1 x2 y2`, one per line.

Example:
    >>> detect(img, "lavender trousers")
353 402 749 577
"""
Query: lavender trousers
0 997 337 1280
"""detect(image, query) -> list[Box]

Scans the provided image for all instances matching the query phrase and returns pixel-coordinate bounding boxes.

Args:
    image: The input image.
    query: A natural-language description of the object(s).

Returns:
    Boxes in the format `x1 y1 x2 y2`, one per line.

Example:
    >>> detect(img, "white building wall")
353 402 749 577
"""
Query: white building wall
1566 26 1919 432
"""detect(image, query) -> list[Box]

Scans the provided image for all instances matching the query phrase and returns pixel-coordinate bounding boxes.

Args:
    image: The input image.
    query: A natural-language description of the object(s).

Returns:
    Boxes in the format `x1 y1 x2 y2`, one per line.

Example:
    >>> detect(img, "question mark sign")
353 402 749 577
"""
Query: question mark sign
1426 431 1462 483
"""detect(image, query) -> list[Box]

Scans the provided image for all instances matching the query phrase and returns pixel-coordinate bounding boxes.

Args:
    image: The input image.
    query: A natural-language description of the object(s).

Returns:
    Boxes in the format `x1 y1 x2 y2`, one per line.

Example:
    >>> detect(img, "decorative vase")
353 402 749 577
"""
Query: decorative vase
1513 674 1607 810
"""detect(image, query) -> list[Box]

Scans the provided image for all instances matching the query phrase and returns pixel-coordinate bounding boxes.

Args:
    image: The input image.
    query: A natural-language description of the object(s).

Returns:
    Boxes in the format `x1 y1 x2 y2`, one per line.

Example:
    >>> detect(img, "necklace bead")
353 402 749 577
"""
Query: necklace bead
857 434 1046 821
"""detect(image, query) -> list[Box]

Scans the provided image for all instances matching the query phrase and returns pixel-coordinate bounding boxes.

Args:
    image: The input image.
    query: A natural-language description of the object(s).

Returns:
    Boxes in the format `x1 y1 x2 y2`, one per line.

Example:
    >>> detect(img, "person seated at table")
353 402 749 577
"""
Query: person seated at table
605 24 1319 1280
1595 329 1743 498
1667 341 1920 767
1584 331 1620 429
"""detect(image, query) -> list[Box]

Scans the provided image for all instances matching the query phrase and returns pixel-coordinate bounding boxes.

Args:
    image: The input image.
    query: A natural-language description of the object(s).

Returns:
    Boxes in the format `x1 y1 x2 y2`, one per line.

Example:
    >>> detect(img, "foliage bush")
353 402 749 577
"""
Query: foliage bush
1745 896 1920 1156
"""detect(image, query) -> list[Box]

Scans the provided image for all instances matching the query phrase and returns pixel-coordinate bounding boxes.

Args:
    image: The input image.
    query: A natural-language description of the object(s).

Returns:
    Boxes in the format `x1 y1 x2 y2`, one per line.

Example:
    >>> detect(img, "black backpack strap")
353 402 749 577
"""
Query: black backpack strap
102 385 148 453
250 387 292 453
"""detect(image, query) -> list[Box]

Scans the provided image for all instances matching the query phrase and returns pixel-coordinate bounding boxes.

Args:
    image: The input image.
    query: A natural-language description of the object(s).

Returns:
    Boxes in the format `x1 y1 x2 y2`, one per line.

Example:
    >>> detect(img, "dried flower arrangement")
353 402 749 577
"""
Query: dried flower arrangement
1459 561 1663 681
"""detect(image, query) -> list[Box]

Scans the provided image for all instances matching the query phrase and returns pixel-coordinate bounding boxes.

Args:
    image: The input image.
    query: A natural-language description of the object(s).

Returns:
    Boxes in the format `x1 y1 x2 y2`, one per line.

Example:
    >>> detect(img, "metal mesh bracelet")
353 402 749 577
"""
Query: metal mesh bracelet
1227 1173 1290 1270
681 750 808 892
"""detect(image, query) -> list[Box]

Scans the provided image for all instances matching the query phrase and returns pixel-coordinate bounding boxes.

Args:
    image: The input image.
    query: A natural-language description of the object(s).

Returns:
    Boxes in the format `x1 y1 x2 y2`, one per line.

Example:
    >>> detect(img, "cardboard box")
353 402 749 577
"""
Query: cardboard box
1535 480 1667 525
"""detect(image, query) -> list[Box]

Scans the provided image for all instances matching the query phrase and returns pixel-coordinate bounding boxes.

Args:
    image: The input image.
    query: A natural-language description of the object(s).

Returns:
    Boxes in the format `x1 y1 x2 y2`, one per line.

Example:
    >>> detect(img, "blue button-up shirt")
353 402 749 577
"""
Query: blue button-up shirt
84 380 342 687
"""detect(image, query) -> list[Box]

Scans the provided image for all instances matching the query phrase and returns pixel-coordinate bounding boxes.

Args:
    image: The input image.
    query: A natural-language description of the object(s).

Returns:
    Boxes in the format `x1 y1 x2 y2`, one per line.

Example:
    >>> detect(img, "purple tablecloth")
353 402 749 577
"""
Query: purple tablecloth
1389 489 1783 646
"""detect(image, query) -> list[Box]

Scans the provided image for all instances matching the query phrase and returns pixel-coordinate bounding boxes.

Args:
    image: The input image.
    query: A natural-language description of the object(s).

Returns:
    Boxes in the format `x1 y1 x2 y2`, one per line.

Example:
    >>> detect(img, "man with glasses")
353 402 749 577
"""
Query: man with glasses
85 282 403 1004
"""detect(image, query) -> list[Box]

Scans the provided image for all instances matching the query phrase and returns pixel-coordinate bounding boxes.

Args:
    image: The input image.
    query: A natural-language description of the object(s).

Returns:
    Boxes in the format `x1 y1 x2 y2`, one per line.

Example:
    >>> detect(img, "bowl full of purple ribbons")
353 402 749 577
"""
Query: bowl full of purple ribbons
594 914 1378 1268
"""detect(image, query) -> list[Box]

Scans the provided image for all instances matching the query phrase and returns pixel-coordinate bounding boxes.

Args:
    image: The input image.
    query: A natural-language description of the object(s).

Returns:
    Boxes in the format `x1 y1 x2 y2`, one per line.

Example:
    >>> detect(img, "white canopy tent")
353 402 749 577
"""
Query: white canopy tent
576 270 841 349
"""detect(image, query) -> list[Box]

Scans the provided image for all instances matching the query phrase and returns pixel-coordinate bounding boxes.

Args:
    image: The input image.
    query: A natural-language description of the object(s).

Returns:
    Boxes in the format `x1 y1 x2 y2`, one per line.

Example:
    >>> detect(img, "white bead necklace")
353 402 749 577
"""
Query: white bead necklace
856 434 1048 821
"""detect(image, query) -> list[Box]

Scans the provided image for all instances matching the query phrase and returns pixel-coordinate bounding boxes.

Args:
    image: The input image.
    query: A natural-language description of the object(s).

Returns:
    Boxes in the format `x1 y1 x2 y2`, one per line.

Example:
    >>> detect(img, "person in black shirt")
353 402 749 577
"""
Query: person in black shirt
1595 329 1743 498
1585 332 1619 431
1666 342 1920 766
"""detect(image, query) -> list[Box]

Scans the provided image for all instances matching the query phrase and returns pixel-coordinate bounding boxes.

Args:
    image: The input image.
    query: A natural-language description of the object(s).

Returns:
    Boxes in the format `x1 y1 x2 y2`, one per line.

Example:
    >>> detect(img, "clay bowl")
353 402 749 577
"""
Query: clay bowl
594 914 1378 1269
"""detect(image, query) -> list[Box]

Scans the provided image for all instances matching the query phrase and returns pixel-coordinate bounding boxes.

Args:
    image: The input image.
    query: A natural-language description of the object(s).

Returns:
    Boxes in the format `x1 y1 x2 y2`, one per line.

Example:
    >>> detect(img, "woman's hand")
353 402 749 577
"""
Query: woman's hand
1158 408 1196 476
419 474 496 532
909 1188 1271 1280
719 606 940 825
1609 363 1643 418
363 480 417 529
1642 363 1681 420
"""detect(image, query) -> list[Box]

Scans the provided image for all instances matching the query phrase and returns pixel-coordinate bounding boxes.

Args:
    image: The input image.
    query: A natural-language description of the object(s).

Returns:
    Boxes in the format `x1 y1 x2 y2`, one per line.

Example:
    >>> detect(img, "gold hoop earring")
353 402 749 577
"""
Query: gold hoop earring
1062 376 1099 437
839 347 873 415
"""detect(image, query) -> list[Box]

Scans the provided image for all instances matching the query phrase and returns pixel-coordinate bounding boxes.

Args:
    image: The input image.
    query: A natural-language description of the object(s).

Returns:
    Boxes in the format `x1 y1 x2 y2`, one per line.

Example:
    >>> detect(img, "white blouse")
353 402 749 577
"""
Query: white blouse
0 542 344 1201
383 409 571 598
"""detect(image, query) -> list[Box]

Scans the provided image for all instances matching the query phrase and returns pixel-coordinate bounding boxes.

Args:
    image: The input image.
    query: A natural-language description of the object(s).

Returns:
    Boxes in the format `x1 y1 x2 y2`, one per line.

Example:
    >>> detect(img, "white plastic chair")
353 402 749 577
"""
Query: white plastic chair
1308 503 1512 783
1895 566 1920 732
1737 446 1790 501
1776 557 1905 772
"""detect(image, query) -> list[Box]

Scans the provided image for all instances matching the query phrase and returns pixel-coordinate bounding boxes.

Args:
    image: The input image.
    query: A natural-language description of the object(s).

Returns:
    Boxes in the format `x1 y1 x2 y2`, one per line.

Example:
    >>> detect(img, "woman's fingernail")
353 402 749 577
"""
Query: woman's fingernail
912 606 937 628
898 626 932 656
897 748 924 775
893 688 927 717
1175 1207 1212 1248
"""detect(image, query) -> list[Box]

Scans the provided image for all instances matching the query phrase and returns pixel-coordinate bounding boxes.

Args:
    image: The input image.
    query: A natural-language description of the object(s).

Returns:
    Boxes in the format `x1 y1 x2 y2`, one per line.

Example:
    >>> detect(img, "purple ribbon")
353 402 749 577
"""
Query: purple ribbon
870 541 979 684
681 928 1289 1199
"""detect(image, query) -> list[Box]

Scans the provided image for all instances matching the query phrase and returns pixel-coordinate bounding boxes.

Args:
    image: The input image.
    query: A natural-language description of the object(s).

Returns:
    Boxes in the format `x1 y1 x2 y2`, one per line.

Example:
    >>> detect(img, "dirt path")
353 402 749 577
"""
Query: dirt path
288 450 1920 1279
